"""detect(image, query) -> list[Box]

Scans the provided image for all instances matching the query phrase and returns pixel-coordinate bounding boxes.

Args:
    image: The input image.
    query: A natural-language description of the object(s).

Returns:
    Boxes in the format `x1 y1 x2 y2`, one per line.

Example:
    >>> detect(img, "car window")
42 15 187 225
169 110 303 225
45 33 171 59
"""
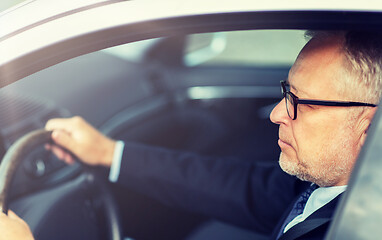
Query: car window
184 30 307 67
102 38 161 63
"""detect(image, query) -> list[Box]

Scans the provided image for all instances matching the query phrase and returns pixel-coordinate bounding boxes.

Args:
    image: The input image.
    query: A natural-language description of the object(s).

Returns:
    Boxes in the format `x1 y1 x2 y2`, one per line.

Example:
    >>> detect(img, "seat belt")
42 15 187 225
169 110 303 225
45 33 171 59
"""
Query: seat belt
278 218 331 240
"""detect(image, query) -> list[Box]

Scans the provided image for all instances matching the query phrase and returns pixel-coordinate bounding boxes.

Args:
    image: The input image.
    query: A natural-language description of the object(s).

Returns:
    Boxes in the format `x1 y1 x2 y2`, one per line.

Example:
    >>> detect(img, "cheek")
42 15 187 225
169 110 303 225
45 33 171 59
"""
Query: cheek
293 111 355 162
292 118 332 160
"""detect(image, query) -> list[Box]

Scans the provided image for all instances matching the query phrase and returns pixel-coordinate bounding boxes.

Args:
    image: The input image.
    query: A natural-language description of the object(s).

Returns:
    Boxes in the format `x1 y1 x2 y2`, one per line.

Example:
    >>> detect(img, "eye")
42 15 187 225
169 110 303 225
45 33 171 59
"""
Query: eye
298 104 315 112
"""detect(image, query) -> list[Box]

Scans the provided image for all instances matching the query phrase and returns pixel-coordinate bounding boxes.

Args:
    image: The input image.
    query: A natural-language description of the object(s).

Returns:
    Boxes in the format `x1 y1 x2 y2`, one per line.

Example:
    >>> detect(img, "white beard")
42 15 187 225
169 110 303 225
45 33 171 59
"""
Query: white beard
278 126 356 187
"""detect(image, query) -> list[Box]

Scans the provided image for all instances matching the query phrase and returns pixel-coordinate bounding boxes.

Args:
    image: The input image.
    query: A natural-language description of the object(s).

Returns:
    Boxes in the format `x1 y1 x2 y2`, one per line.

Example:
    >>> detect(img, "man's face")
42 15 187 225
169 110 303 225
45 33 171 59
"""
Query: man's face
270 37 363 187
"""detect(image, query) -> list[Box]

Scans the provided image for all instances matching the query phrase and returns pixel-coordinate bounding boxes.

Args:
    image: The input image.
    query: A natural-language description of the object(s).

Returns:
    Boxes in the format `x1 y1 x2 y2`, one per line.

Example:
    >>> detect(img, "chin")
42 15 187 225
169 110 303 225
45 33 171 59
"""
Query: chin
279 152 300 176
279 153 340 187
279 153 316 183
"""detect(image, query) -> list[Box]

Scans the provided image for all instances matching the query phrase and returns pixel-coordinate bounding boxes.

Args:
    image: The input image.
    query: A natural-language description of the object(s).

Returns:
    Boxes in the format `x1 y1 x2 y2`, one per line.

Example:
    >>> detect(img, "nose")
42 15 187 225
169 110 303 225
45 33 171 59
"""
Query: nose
270 98 289 125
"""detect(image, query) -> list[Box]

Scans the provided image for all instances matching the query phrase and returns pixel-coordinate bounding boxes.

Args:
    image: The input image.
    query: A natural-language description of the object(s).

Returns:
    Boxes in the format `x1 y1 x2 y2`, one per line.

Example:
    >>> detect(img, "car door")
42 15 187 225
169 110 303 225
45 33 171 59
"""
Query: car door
1 1 382 240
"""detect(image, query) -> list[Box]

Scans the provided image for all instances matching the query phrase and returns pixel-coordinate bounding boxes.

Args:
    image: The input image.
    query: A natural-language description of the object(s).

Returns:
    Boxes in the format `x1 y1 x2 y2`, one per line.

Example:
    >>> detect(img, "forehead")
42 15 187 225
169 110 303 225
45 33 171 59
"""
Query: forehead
288 37 346 99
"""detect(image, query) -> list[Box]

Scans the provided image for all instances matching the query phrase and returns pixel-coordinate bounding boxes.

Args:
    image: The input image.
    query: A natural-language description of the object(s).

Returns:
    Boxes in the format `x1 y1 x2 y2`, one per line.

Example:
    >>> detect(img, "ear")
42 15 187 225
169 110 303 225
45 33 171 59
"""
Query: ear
357 107 378 149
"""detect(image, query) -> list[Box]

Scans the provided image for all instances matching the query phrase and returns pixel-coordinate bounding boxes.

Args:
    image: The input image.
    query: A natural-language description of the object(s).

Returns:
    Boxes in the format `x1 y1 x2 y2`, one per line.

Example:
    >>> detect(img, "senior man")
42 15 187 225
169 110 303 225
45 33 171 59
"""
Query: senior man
46 32 382 239
41 31 380 240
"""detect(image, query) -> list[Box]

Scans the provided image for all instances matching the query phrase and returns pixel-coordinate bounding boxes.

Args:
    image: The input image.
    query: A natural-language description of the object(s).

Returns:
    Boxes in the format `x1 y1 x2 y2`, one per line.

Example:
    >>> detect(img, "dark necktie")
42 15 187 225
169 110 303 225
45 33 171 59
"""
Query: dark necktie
276 184 318 239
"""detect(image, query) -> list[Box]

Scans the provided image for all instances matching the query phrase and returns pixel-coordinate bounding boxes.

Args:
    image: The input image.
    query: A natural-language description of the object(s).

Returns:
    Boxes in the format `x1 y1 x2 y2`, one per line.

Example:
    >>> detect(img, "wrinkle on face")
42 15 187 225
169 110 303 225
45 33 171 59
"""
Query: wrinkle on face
275 36 362 187
279 121 356 187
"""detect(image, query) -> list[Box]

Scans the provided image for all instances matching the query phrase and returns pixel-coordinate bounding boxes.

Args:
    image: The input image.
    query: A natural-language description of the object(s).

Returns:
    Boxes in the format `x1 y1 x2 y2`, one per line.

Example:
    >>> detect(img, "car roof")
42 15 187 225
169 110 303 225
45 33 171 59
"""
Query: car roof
1 0 382 41
1 0 382 87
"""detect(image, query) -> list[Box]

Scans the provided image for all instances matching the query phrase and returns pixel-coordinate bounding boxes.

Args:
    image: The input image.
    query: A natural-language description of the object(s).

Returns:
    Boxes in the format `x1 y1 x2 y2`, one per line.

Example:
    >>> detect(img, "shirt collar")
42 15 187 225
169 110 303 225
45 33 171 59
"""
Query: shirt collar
284 185 347 233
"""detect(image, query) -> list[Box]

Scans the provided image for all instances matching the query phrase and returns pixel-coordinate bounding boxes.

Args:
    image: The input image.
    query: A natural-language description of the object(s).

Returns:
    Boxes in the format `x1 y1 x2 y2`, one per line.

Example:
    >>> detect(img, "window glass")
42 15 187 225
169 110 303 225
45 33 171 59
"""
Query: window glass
102 38 160 63
184 30 307 67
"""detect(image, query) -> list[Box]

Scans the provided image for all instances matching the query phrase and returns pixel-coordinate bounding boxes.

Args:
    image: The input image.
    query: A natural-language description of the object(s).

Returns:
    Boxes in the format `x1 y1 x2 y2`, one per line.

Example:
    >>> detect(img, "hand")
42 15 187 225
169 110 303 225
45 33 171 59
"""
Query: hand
45 116 116 167
0 210 34 240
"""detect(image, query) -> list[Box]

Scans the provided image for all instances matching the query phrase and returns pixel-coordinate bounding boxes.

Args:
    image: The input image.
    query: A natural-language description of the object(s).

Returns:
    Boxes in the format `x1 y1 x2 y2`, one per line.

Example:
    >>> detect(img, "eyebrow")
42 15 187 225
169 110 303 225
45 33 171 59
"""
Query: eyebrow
285 79 298 94
290 83 298 93
286 79 310 97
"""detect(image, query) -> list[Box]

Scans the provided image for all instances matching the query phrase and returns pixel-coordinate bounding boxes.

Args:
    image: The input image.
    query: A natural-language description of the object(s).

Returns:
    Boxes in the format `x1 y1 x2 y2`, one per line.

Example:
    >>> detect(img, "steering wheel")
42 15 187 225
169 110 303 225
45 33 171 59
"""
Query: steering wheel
0 129 122 240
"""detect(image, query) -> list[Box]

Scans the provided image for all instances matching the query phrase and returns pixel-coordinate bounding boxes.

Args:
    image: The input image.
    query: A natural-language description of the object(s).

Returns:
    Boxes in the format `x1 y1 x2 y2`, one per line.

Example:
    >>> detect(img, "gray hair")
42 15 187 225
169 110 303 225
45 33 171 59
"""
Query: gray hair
306 31 382 105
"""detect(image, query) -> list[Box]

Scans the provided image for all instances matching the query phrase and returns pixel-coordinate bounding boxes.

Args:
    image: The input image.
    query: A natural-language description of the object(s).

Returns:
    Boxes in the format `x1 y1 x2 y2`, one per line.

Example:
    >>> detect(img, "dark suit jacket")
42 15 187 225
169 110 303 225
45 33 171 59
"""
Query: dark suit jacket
116 142 341 239
272 194 341 240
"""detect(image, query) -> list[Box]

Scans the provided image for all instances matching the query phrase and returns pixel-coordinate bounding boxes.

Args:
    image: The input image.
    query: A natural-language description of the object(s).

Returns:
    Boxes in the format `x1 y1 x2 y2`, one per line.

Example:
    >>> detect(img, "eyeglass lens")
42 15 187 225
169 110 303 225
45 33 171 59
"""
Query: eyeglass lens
285 93 295 119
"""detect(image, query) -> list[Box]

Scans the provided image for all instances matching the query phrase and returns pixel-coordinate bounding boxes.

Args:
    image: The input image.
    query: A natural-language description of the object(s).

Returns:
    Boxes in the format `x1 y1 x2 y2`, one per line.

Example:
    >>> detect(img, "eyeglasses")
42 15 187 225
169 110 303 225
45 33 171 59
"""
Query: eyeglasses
280 80 378 120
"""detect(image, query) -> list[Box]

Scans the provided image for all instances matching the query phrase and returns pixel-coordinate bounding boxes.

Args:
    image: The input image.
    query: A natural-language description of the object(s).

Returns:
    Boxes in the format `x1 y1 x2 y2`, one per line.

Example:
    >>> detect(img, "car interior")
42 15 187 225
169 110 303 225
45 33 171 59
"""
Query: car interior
1 29 307 239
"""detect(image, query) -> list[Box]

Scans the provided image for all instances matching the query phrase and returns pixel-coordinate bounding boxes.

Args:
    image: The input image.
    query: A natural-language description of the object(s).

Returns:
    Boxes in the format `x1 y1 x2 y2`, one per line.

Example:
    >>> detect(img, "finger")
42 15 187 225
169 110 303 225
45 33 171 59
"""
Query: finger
45 118 74 133
49 145 68 161
46 116 85 131
49 145 76 165
63 152 75 165
51 130 77 153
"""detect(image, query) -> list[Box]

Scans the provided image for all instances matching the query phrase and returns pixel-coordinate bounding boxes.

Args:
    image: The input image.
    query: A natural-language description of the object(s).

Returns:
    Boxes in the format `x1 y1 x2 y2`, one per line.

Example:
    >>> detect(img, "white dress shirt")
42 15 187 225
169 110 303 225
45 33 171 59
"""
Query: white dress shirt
283 185 347 233
108 140 125 183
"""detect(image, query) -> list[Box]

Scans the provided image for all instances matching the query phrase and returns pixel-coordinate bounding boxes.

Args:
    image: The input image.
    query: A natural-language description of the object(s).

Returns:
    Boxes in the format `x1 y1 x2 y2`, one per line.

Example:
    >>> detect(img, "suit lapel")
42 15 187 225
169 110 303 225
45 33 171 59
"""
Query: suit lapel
272 193 342 240
271 182 311 239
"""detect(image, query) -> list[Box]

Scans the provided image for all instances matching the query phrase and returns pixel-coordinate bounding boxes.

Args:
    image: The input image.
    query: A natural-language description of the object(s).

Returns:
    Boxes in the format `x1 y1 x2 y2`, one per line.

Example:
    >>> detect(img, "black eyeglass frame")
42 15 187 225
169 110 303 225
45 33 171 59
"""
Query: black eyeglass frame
280 80 378 120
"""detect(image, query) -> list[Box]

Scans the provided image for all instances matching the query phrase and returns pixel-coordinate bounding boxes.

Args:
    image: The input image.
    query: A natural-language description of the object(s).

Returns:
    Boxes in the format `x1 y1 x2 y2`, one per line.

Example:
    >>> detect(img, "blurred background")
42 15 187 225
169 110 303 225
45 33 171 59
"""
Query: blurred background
1 0 26 12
